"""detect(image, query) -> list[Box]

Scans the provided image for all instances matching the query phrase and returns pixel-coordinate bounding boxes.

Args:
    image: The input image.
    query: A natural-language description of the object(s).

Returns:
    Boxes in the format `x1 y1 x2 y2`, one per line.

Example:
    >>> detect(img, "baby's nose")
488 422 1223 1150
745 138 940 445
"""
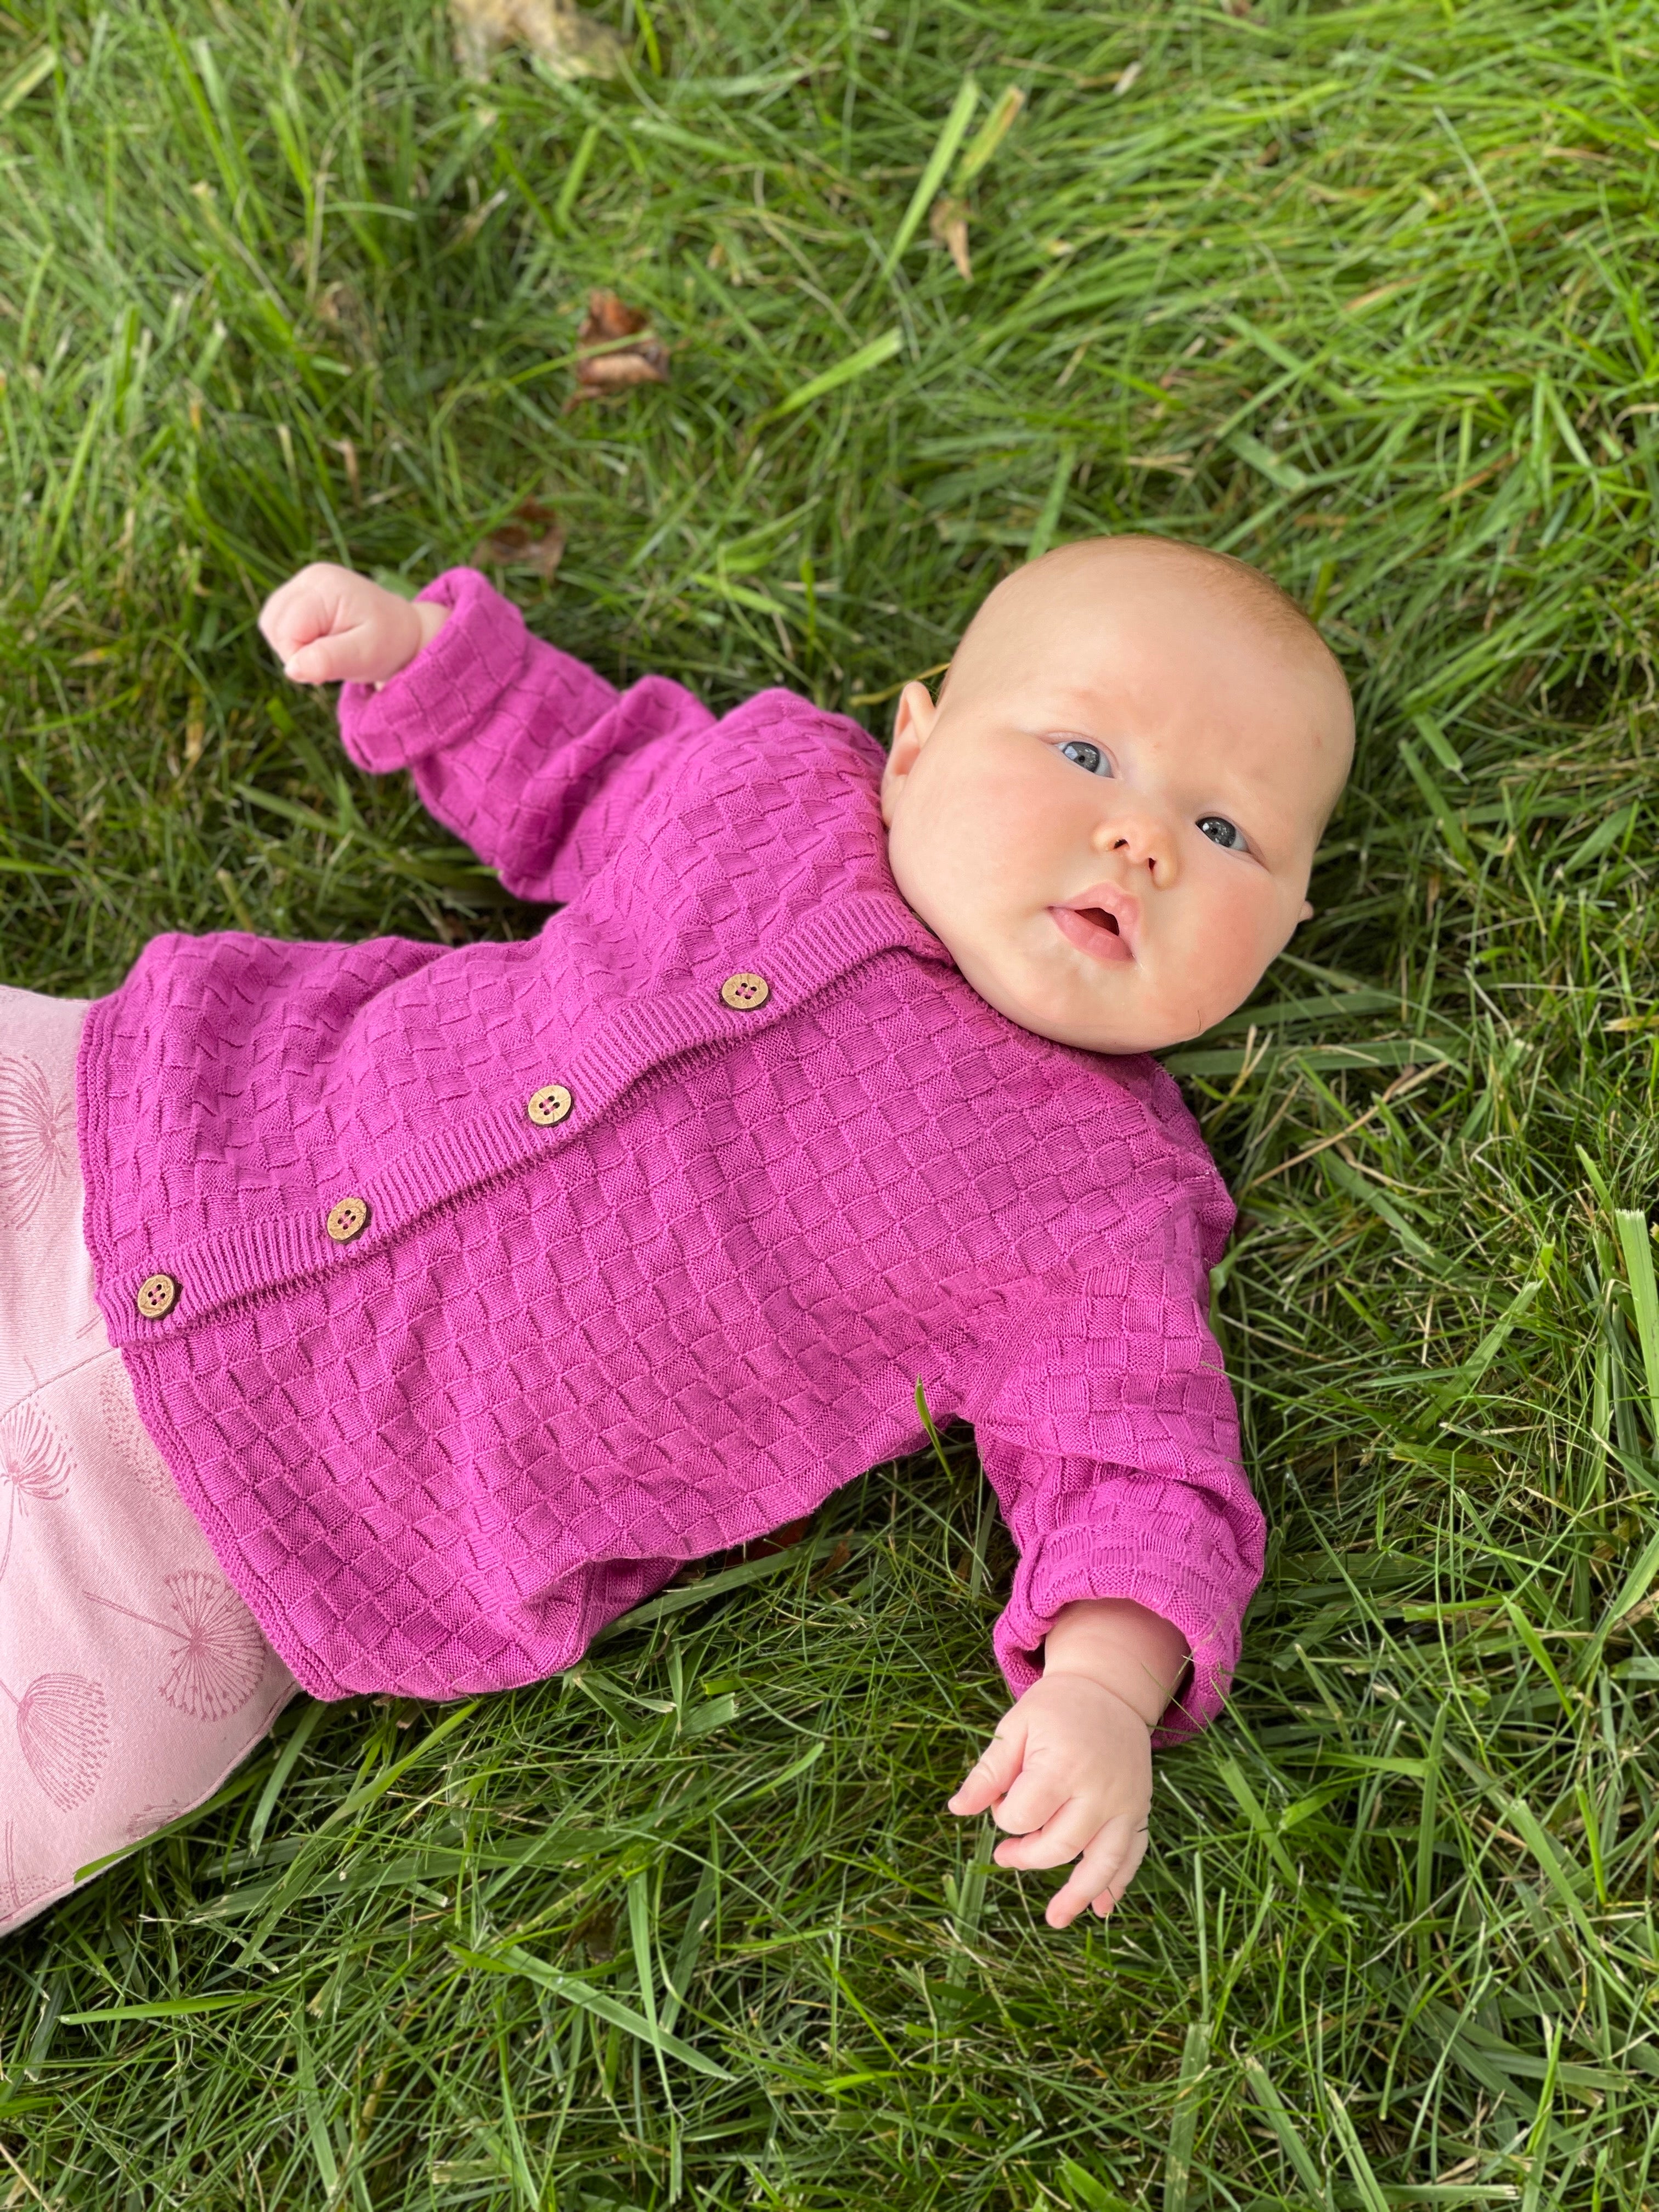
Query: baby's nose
1090 810 1178 885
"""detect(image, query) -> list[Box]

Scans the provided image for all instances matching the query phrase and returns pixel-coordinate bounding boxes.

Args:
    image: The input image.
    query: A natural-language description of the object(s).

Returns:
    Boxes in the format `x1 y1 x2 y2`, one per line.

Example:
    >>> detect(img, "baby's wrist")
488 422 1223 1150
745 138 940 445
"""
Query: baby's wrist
373 594 449 689
1041 1598 1190 1731
1040 1665 1158 1732
1040 1672 1159 1743
405 595 450 664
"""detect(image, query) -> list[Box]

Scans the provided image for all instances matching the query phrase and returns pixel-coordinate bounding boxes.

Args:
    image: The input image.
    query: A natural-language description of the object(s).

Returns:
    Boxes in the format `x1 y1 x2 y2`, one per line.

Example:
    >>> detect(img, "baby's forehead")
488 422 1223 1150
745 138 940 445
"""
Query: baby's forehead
952 602 1339 725
958 551 1316 673
948 574 1352 812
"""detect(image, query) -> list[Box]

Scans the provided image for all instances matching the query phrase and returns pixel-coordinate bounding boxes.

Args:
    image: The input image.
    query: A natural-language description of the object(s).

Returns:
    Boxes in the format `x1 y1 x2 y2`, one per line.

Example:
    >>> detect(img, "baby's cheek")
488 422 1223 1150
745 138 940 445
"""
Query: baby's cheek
1190 887 1283 1024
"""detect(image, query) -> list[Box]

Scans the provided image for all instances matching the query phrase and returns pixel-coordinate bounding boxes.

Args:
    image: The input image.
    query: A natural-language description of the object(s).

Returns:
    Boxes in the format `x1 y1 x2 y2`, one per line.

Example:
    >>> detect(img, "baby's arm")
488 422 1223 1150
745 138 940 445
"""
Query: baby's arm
948 1597 1189 1928
259 563 449 687
257 562 711 903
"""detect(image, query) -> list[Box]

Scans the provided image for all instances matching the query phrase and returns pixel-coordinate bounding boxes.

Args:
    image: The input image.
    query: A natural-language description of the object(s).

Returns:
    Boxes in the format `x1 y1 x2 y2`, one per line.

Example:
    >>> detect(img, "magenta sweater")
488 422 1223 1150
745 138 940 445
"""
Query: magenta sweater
76 569 1262 1735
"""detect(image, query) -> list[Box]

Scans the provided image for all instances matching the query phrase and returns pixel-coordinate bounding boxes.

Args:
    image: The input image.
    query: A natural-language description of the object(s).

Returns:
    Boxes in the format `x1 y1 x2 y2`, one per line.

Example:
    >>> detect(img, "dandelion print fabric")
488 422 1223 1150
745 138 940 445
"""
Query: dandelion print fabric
0 985 294 1938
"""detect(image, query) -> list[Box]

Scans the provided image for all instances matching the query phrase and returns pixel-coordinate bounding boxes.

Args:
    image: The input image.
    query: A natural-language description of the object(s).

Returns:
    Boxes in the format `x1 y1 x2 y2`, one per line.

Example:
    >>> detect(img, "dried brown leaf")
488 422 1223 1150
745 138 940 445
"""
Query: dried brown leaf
315 281 375 356
477 499 567 579
450 0 625 82
929 194 972 283
581 289 652 344
738 1516 813 1563
569 288 670 405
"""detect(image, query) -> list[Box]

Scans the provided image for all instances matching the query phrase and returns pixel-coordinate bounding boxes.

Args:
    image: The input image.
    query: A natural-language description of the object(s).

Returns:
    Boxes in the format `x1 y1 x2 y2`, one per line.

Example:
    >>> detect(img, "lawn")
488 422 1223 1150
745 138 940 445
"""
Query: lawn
4 0 1659 2203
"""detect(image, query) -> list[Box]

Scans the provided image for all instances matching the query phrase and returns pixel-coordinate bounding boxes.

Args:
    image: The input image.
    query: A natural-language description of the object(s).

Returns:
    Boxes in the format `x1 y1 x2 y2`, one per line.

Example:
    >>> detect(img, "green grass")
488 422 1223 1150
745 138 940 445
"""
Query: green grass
7 0 1659 2202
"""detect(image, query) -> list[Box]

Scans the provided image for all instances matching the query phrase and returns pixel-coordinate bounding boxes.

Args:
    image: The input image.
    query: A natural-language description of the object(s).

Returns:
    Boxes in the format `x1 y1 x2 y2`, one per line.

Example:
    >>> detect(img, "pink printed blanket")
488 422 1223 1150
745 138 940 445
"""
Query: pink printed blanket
0 984 293 1938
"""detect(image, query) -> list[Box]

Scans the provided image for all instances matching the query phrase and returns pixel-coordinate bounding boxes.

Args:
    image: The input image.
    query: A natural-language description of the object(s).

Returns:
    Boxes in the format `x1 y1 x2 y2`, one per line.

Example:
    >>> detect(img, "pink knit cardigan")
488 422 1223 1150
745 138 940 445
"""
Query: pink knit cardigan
76 569 1263 1734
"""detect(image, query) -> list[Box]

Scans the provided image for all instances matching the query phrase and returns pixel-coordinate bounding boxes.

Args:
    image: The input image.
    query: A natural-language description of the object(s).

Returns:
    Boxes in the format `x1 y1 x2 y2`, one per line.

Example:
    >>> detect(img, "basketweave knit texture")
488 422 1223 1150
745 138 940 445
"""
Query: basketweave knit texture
75 568 1263 1738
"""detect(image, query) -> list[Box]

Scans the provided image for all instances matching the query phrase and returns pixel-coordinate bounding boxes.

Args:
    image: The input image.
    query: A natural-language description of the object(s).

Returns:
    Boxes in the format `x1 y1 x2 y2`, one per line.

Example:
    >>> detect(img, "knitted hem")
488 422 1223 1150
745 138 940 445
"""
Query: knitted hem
992 1521 1251 1745
338 568 537 771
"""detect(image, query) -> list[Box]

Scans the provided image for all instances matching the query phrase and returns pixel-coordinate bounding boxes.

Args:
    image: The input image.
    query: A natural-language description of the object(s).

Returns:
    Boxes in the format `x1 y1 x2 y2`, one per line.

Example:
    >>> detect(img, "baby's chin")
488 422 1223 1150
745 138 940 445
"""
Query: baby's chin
950 943 1202 1057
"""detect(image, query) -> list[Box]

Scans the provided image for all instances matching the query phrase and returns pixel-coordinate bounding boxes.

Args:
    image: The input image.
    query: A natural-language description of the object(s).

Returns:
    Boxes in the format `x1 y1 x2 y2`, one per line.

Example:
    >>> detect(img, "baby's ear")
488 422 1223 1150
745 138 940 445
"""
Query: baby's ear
881 680 939 825
1299 899 1314 921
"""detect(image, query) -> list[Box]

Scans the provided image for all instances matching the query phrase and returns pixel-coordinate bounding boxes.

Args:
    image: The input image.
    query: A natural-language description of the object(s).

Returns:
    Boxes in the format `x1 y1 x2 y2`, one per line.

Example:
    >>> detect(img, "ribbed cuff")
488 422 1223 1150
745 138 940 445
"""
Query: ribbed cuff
339 568 529 772
992 1518 1251 1745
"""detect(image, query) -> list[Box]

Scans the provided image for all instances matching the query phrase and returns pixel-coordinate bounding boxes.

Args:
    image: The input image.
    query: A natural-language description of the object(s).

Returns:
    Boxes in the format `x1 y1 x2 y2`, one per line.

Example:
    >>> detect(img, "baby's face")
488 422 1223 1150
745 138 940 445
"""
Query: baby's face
880 542 1353 1056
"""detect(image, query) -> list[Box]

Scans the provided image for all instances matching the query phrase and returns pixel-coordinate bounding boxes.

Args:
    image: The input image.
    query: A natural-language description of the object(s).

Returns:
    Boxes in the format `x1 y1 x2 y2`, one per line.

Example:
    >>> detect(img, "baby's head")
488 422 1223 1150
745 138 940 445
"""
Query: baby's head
881 536 1353 1055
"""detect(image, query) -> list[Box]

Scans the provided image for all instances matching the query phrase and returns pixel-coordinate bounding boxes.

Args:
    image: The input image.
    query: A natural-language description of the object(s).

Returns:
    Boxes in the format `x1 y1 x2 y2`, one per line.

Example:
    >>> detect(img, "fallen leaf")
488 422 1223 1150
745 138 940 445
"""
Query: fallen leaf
929 193 972 282
569 289 670 405
1113 58 1143 95
738 1516 814 1563
669 1514 816 1583
315 281 375 355
476 499 567 579
450 0 625 83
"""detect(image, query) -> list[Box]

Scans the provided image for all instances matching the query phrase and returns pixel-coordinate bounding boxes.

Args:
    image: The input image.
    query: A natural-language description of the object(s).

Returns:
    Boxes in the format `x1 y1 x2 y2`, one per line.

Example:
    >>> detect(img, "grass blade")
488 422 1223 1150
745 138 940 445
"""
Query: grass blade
0 45 56 114
760 330 904 423
452 1944 732 2079
882 80 980 273
956 85 1025 186
1615 1209 1659 1441
1243 2055 1328 2207
247 1697 326 1853
1162 2020 1210 2212
1324 2084 1390 2212
1429 1273 1547 1417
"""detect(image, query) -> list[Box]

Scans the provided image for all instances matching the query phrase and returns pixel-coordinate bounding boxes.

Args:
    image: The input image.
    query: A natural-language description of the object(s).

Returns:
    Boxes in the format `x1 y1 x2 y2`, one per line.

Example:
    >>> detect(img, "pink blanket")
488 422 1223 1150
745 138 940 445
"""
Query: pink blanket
0 986 292 1937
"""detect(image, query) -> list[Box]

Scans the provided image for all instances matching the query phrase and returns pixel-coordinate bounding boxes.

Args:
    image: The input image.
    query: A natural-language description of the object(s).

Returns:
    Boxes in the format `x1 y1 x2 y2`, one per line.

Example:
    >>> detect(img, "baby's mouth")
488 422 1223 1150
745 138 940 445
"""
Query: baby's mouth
1051 891 1137 966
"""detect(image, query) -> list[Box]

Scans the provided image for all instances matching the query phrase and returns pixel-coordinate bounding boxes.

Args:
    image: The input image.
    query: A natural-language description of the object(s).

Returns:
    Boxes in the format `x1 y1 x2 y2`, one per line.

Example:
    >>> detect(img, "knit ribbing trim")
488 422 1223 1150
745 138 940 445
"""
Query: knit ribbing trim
84 891 953 1344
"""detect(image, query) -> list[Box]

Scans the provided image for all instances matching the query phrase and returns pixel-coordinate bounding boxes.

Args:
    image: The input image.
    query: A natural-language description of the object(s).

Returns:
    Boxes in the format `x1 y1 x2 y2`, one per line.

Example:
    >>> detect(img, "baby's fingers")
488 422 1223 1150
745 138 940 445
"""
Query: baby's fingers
990 1785 1097 1870
259 572 340 663
283 631 375 684
947 1725 1025 1818
259 565 398 682
1045 1814 1149 1931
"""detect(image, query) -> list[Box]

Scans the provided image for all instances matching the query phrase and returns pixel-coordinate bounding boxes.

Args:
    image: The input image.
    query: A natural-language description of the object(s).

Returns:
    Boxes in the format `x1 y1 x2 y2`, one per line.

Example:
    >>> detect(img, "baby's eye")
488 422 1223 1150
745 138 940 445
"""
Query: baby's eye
1197 815 1247 851
1057 738 1110 776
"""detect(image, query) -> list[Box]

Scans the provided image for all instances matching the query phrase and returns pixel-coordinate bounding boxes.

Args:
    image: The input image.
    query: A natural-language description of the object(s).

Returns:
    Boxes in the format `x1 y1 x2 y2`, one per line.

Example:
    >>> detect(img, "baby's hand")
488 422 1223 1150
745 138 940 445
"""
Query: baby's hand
949 1672 1154 1928
258 563 447 686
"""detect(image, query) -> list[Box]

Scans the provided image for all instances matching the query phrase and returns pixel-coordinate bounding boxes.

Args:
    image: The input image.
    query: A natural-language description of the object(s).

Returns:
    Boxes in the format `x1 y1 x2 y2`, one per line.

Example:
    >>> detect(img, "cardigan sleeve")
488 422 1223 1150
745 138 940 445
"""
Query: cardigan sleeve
972 1220 1265 1743
336 567 716 904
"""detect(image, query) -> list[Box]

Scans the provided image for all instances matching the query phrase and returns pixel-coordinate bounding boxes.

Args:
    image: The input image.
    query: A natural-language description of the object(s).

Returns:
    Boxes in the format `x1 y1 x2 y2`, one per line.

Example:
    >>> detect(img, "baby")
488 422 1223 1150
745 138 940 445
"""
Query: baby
0 537 1351 1939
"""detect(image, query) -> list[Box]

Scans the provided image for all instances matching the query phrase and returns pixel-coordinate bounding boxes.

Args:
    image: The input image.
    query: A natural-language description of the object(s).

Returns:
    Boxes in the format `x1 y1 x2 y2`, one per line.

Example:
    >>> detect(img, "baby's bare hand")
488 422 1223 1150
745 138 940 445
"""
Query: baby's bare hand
258 563 443 686
948 1672 1154 1929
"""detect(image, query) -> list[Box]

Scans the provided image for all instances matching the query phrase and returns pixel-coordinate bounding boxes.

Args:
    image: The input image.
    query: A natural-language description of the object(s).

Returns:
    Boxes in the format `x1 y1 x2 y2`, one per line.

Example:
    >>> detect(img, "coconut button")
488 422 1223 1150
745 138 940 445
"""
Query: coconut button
136 1273 178 1320
325 1195 370 1244
719 973 770 1011
527 1084 573 1127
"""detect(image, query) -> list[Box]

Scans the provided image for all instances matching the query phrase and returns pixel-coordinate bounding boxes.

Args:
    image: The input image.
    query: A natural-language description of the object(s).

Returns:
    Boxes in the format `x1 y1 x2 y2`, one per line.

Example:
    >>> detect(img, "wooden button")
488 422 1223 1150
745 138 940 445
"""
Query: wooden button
526 1084 572 1127
136 1273 178 1320
720 972 770 1012
326 1195 370 1244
